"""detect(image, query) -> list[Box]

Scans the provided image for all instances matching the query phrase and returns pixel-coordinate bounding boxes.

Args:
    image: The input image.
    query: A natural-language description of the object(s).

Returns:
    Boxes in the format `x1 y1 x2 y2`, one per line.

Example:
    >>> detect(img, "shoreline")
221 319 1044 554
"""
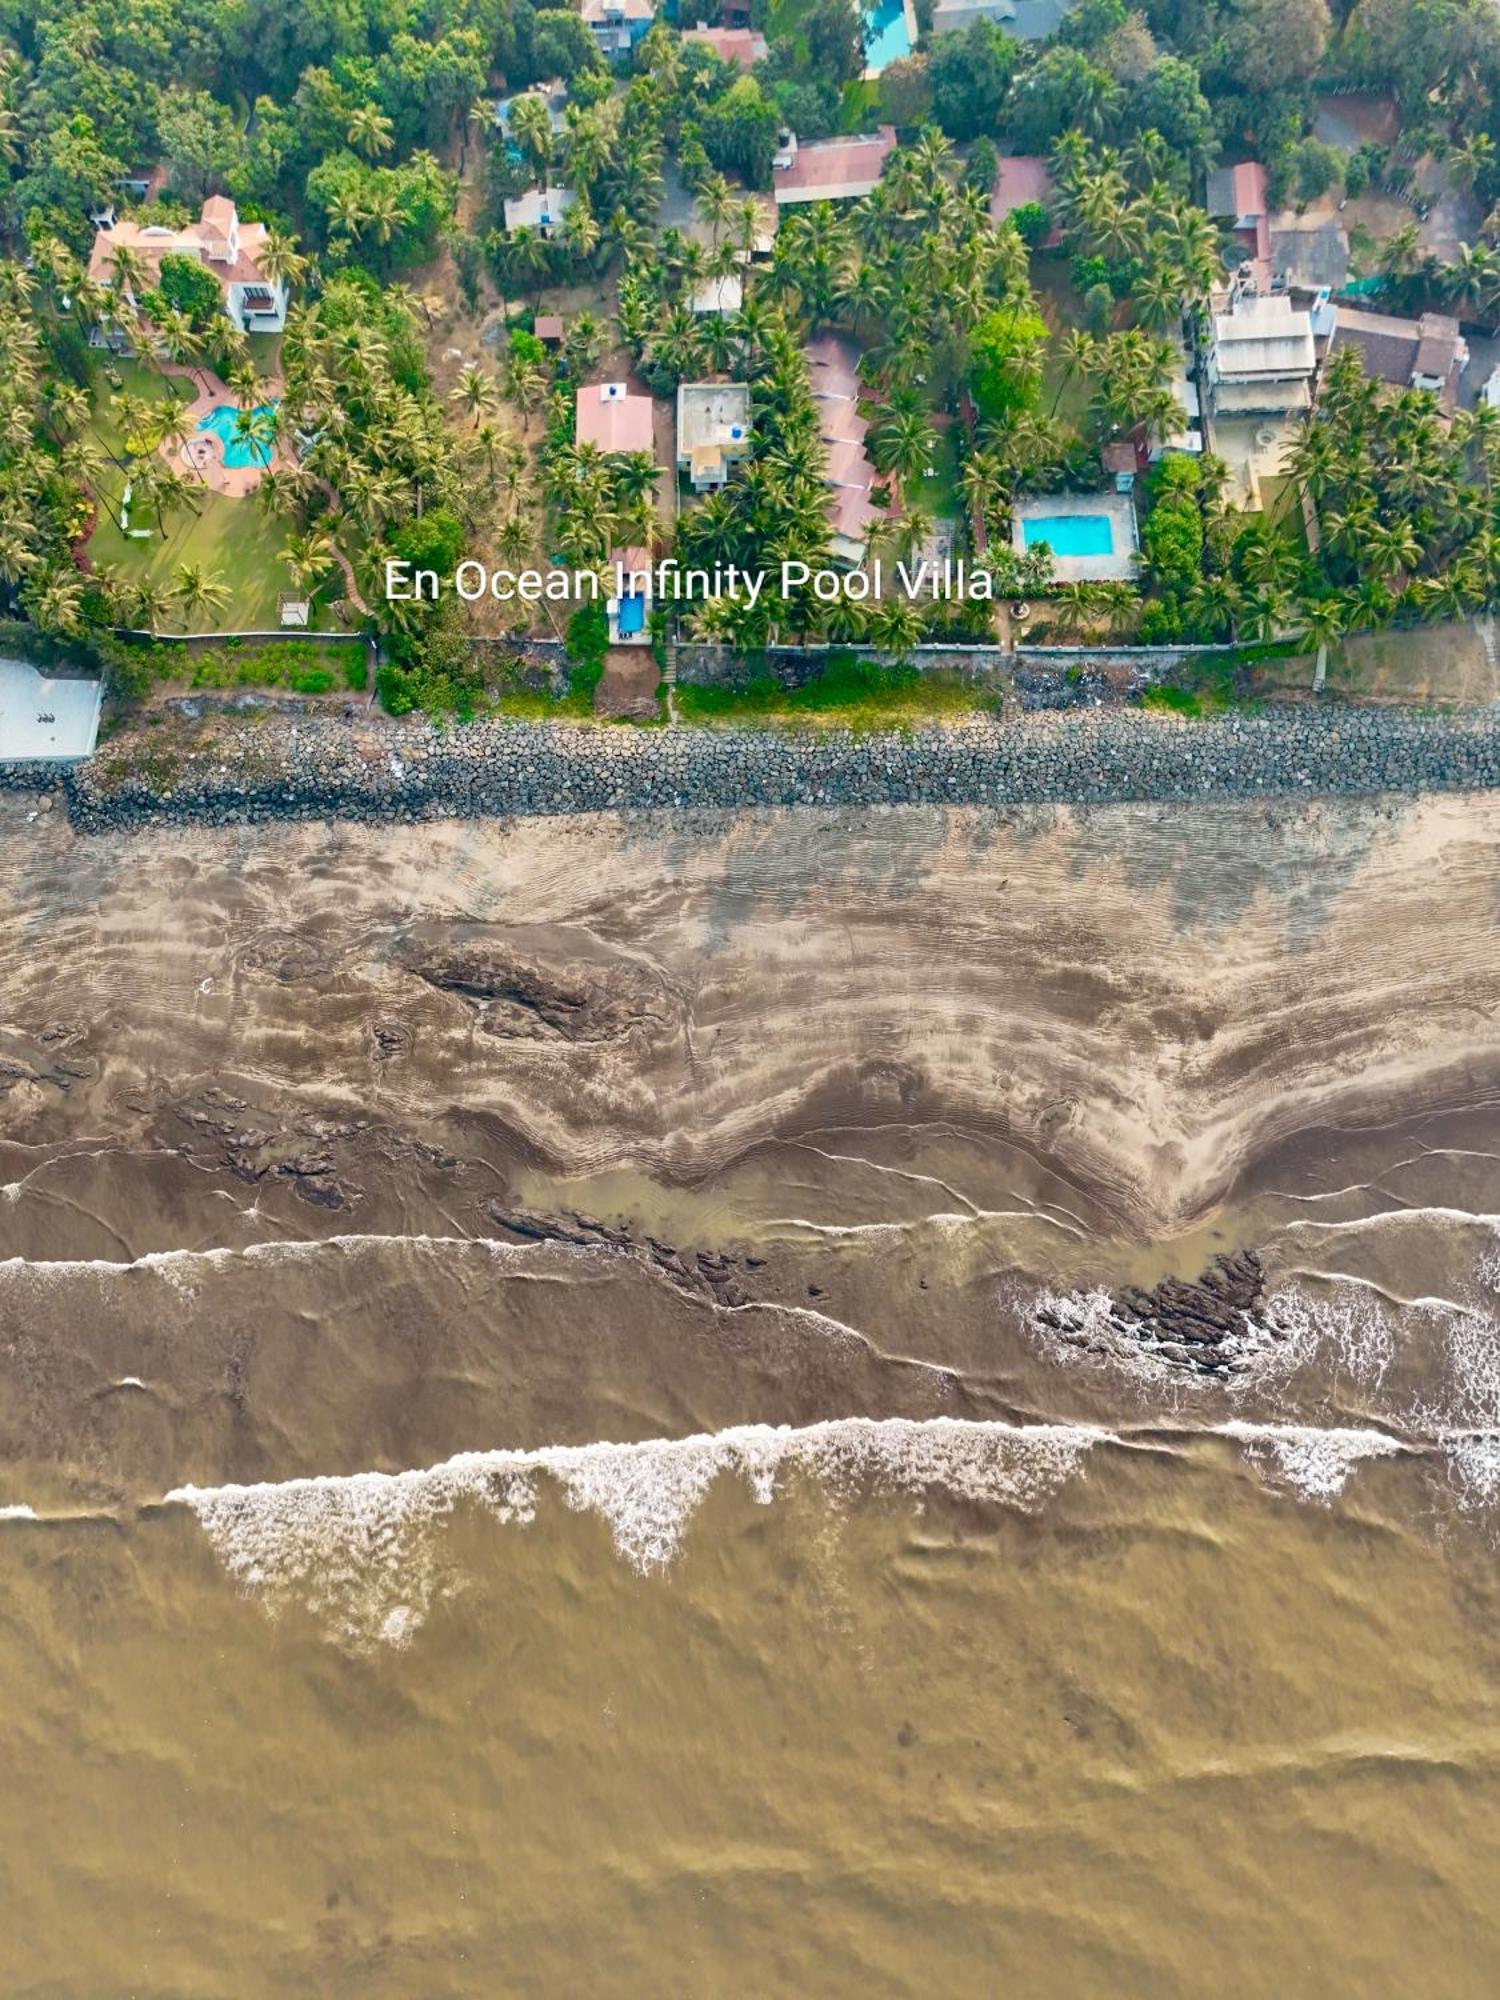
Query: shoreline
6 704 1500 833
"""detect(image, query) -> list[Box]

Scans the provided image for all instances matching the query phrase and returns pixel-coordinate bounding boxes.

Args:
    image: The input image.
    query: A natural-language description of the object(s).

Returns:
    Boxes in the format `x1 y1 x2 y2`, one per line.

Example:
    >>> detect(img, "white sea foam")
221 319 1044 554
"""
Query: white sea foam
1219 1422 1404 1502
1441 1436 1500 1512
0 1504 37 1521
166 1418 1110 1646
1253 1282 1395 1391
0 1234 526 1283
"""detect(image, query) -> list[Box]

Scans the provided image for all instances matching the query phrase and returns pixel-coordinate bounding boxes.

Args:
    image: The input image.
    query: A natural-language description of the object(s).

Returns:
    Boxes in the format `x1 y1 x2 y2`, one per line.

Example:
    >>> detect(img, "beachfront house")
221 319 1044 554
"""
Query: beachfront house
582 0 655 61
87 195 288 342
676 382 751 491
1205 291 1317 417
773 129 897 207
576 381 656 454
806 333 881 563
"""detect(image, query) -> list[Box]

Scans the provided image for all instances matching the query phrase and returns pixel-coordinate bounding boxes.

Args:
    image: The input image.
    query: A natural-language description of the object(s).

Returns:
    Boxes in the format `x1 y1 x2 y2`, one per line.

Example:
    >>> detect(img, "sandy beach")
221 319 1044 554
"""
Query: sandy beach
3 791 1500 1993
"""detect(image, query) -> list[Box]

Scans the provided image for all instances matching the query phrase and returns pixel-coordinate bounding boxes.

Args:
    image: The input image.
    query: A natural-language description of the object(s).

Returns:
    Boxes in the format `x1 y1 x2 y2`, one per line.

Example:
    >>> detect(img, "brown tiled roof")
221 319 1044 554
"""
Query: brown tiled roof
775 128 896 201
989 157 1061 246
682 25 768 67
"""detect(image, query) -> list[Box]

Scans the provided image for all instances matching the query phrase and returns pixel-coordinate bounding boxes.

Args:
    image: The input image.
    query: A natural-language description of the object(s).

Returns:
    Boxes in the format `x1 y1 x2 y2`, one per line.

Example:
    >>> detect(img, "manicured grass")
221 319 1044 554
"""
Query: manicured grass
916 426 962 519
84 361 194 467
675 654 995 730
83 360 303 631
88 477 296 629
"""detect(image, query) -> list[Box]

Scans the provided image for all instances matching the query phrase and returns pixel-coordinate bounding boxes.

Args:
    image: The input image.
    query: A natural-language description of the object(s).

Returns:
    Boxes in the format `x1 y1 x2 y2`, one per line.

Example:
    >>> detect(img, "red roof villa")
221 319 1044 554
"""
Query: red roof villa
806 333 883 563
773 129 897 207
87 195 288 336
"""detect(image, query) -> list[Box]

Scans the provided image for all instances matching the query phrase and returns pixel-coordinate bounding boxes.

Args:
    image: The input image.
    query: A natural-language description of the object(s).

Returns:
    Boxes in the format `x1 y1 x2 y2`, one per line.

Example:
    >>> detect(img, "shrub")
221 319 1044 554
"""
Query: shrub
1010 201 1053 248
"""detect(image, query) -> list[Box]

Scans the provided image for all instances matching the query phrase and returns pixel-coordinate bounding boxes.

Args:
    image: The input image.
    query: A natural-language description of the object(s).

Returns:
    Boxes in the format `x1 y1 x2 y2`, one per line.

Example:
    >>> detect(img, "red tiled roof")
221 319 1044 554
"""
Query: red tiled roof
682 26 768 68
989 156 1060 245
575 382 655 452
775 128 896 201
1233 162 1268 220
88 199 277 293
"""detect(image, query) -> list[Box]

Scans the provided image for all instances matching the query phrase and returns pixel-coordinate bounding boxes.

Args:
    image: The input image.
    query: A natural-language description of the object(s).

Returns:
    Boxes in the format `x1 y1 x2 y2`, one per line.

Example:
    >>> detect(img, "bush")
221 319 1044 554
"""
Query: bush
1010 201 1053 248
1142 492 1204 593
565 600 609 704
1142 683 1201 716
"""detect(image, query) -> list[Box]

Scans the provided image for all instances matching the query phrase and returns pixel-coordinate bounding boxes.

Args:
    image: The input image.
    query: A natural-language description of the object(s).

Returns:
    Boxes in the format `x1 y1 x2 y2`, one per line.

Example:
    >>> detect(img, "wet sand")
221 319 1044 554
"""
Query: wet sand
2 793 1500 1993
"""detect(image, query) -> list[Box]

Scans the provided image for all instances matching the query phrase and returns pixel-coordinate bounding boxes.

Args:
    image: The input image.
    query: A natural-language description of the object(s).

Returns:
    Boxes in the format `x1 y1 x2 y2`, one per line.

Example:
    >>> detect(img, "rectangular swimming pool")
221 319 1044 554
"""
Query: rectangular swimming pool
862 0 911 72
1021 514 1116 557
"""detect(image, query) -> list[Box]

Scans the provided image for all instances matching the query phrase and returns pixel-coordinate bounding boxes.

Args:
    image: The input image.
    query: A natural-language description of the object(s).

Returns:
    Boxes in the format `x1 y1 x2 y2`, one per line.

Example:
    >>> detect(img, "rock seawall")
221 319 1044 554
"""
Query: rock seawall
8 707 1500 833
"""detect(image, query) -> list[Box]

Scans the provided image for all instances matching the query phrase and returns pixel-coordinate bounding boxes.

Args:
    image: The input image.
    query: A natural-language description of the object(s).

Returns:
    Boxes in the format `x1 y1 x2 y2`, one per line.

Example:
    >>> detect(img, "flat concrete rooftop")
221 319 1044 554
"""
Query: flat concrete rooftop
0 659 103 761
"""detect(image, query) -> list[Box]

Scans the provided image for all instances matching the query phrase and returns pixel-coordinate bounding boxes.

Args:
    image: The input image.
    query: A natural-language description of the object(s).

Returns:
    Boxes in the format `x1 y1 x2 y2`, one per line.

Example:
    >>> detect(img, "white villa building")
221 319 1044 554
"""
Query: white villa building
87 196 288 337
1205 291 1317 416
676 382 751 490
502 185 576 237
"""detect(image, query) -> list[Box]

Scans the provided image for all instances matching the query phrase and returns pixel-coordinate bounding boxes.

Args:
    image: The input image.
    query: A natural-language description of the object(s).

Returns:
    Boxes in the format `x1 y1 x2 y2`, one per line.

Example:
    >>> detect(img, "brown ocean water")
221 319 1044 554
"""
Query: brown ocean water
2 792 1500 1994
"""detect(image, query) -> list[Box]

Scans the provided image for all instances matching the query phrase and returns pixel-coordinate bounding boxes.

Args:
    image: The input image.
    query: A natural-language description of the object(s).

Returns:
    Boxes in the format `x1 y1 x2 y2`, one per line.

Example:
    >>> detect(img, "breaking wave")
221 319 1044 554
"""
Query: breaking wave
1218 1423 1404 1503
165 1418 1110 1647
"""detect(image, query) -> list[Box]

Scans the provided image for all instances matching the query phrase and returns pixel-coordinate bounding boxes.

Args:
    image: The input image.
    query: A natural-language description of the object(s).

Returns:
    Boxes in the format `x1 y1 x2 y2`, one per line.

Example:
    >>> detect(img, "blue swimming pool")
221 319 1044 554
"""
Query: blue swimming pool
1022 514 1115 557
862 0 911 72
617 592 646 635
197 402 277 469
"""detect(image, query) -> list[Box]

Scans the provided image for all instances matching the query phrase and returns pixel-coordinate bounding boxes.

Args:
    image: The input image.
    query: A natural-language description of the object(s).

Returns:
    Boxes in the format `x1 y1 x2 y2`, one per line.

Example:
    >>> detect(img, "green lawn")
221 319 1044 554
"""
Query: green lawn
83 361 193 465
89 479 295 629
83 364 303 630
916 425 962 519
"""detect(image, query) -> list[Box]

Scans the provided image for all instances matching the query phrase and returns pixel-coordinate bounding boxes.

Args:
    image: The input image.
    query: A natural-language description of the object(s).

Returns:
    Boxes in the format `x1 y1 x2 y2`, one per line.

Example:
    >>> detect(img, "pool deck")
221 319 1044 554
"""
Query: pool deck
0 659 102 761
1011 491 1139 583
161 362 285 499
861 0 918 78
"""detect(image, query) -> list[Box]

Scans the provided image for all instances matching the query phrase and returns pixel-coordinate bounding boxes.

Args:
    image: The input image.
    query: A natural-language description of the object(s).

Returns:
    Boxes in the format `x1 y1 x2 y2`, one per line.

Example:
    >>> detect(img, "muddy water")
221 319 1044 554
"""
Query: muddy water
2 794 1500 1994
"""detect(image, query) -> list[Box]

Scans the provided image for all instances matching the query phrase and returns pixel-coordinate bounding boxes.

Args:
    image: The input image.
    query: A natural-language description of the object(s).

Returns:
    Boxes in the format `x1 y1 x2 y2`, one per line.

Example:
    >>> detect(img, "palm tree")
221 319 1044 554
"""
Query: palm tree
326 191 367 250
450 364 497 426
871 408 938 499
347 105 395 160
173 562 232 628
505 354 548 433
281 530 337 599
509 94 554 187
1294 596 1346 689
259 230 309 298
24 567 86 637
131 578 175 634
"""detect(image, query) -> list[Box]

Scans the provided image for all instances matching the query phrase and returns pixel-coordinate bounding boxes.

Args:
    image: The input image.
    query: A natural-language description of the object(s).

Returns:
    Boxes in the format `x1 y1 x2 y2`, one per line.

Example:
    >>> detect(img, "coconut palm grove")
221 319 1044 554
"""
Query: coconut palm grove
3 0 1500 715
